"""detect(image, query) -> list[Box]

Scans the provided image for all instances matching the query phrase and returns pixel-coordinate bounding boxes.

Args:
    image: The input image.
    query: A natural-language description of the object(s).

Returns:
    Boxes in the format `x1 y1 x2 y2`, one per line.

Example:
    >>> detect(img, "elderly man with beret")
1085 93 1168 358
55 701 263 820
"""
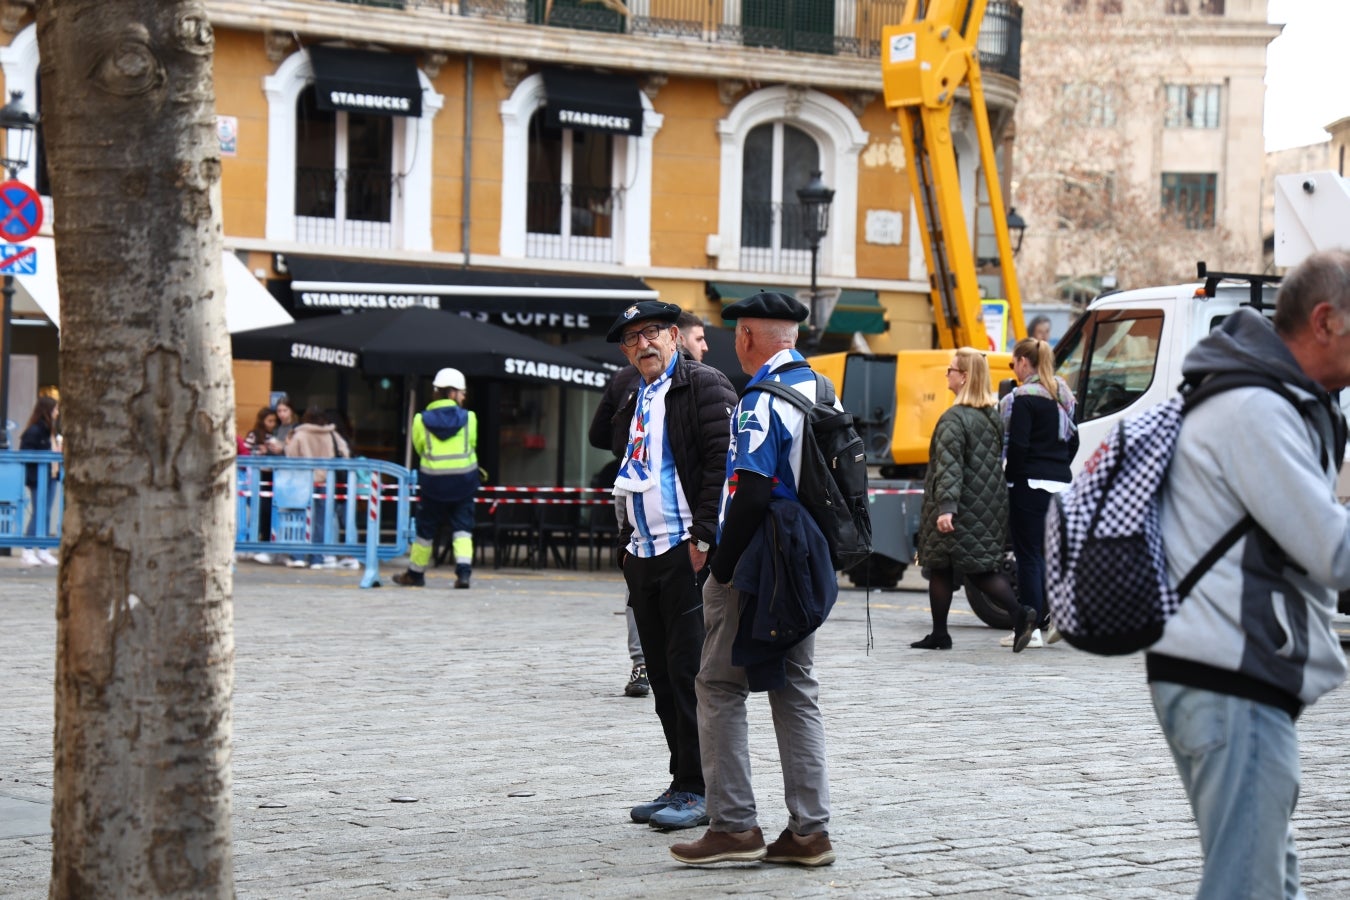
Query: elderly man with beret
606 300 737 831
671 291 837 868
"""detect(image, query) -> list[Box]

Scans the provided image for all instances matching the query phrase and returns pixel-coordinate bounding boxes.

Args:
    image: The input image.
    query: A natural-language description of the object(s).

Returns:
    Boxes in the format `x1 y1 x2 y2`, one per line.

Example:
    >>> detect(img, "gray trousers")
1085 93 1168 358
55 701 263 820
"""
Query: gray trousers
696 575 831 835
626 604 644 665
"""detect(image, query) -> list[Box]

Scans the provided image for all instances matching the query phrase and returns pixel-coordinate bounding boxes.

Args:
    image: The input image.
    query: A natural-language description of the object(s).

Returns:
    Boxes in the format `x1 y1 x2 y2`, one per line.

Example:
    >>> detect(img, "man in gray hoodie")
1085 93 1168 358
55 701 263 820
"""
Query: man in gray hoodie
1149 249 1350 899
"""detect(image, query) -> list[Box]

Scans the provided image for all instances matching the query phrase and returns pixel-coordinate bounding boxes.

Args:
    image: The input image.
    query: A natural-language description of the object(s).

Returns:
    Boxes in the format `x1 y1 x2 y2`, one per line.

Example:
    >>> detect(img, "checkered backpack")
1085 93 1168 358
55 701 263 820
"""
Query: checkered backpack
1045 372 1316 656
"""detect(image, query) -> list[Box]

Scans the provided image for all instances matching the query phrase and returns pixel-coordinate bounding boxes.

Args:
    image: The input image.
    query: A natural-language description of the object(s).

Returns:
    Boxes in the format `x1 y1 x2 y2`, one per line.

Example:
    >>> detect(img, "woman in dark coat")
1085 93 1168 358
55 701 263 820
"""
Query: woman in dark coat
19 395 59 566
1000 337 1079 643
912 348 1036 652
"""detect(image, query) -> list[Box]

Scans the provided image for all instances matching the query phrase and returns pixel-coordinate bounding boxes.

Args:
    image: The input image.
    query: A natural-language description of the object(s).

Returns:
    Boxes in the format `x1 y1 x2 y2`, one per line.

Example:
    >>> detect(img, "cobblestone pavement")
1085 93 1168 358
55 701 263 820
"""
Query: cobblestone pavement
2 558 1349 898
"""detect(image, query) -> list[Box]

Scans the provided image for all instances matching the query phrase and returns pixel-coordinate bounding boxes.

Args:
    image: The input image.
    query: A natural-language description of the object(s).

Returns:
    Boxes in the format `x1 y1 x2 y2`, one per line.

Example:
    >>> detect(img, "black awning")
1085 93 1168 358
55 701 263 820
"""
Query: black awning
308 45 422 118
277 256 657 334
542 68 644 137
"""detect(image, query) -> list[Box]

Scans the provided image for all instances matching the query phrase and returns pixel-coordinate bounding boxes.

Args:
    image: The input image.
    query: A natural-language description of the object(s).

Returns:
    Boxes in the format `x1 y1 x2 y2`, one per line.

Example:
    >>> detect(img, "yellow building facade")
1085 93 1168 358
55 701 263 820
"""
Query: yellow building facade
0 0 1022 484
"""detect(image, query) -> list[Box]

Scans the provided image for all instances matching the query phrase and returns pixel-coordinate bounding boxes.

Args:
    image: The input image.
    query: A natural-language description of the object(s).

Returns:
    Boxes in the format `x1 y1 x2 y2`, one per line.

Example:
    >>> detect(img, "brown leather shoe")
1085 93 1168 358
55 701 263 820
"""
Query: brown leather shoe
669 827 766 865
763 828 836 866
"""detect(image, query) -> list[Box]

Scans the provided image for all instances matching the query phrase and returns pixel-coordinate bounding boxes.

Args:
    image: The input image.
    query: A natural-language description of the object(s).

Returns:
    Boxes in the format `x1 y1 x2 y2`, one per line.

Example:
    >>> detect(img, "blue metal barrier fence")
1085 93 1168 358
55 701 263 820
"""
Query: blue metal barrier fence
0 452 416 589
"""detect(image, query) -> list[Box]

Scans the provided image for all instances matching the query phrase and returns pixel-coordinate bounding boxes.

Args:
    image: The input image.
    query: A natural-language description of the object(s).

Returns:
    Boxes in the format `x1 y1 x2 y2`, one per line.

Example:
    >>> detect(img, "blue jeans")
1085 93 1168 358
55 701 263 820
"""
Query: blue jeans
24 481 55 539
1150 682 1304 900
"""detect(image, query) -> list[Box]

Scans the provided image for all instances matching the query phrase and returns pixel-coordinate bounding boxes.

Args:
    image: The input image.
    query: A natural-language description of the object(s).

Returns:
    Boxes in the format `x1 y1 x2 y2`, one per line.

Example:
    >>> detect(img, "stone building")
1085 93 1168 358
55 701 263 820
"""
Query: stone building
1013 0 1278 305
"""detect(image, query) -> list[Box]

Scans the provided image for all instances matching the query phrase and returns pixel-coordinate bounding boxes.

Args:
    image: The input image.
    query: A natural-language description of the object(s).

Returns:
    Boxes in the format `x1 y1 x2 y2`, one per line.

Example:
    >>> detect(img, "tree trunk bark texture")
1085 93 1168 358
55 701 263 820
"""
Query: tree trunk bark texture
35 2 236 897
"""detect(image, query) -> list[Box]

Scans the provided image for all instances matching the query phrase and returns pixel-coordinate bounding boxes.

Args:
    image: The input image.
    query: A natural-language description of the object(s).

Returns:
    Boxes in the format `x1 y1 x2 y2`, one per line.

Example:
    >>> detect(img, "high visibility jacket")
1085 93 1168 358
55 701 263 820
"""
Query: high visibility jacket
413 399 479 502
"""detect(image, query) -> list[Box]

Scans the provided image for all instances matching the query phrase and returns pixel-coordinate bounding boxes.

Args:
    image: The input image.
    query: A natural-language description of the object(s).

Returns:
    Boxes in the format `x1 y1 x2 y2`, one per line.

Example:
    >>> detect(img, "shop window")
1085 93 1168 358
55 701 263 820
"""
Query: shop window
526 115 618 263
1160 172 1217 230
740 122 821 274
294 87 397 248
1164 84 1221 129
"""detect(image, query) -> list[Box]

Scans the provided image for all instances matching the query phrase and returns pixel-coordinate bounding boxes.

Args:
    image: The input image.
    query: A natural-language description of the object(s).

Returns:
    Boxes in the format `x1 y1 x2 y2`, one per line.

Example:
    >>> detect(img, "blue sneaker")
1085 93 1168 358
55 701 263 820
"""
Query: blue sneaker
648 792 709 830
630 788 676 823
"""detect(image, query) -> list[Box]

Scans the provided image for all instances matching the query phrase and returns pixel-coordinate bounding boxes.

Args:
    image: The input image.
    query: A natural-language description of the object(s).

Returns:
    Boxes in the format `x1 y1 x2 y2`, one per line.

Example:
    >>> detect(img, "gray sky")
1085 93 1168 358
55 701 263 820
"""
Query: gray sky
1265 0 1350 152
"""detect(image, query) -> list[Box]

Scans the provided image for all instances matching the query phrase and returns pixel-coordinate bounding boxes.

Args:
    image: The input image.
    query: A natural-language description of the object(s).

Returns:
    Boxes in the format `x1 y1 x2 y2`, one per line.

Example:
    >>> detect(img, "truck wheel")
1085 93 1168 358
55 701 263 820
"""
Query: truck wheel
963 551 1019 629
846 555 905 589
964 580 1014 629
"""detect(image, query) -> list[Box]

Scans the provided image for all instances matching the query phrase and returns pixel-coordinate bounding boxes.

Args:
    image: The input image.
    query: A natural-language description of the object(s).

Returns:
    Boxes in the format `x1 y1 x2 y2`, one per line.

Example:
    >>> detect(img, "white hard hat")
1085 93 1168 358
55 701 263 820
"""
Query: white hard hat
433 367 466 390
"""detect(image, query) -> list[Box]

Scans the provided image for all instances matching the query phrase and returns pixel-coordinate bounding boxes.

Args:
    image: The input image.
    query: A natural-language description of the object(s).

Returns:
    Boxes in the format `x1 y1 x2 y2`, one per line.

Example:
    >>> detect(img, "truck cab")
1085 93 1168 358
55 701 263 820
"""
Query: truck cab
1057 279 1274 472
1056 275 1350 493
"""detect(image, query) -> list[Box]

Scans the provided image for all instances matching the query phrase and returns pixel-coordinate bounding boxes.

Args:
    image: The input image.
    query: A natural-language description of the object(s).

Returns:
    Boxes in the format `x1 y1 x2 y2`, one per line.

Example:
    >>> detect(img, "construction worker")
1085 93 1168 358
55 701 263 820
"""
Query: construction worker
395 367 479 589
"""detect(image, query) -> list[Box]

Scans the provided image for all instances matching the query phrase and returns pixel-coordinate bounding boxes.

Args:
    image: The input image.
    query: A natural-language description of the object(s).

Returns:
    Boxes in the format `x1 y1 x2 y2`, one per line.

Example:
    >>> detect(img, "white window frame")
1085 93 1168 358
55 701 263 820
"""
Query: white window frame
500 73 662 266
264 48 442 251
715 86 868 276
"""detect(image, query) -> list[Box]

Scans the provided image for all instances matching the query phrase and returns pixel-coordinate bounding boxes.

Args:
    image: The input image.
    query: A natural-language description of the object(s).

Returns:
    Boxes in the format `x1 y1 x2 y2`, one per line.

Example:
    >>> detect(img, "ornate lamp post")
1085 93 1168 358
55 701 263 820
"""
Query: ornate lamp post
0 90 38 451
796 170 834 351
1006 206 1027 256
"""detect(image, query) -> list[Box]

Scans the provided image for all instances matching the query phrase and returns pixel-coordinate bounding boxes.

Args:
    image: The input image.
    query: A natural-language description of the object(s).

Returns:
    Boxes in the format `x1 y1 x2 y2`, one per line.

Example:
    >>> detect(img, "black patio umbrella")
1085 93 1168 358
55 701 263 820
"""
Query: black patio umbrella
565 325 750 392
232 307 611 391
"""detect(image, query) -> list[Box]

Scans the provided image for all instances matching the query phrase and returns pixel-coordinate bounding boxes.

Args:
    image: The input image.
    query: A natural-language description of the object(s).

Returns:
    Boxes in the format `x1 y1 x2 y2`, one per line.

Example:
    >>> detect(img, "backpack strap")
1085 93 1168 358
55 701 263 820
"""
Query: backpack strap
747 373 820 417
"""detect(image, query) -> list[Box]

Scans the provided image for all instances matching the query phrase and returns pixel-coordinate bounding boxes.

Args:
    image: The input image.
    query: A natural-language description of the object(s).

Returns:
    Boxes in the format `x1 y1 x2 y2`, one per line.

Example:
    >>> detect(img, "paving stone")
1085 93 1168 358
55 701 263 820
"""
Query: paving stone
2 562 1349 897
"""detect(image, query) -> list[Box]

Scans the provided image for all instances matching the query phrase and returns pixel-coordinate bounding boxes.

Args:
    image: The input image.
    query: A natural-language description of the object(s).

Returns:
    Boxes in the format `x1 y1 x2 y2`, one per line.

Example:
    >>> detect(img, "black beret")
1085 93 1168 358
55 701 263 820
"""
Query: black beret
721 291 810 323
606 301 683 343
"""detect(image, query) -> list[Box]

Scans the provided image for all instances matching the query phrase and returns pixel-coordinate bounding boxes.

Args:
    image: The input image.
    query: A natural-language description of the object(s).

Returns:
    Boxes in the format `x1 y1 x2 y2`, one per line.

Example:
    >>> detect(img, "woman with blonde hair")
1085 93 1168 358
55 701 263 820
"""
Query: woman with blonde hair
1000 337 1078 646
912 347 1037 652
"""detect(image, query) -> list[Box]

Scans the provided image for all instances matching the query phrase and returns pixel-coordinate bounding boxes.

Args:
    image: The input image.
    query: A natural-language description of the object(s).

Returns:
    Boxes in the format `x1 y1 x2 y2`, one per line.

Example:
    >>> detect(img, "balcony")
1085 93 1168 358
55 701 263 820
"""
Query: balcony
295 165 401 249
526 181 624 263
336 0 1024 73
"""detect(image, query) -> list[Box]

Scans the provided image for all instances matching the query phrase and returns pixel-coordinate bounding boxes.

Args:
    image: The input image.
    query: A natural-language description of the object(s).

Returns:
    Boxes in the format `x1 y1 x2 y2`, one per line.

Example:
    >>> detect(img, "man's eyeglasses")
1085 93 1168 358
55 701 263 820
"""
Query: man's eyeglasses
620 323 665 347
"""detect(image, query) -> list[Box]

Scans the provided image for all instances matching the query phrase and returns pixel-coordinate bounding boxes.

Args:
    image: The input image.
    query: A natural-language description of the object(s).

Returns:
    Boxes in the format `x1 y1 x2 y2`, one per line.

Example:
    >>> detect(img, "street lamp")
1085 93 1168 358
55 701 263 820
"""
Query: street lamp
1006 206 1027 256
0 90 38 451
796 170 834 351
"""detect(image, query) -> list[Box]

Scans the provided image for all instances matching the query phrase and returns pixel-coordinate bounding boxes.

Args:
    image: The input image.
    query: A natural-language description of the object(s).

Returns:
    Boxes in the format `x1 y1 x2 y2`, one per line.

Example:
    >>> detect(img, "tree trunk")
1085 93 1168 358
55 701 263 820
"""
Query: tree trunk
35 2 236 896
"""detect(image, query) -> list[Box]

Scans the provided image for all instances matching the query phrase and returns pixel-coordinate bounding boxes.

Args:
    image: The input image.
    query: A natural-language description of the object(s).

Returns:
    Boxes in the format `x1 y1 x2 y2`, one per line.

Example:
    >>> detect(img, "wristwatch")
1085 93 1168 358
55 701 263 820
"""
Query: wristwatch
695 539 711 553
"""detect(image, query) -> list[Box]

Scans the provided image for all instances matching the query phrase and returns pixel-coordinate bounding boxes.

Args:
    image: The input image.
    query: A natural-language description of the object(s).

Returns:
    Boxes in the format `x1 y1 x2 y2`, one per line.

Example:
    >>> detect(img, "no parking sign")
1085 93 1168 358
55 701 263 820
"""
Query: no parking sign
0 179 42 243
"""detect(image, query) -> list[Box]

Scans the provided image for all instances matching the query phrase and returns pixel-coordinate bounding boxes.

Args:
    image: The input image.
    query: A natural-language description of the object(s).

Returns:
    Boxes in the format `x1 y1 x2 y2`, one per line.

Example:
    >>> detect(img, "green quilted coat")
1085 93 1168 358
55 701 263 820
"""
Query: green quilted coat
917 404 1009 574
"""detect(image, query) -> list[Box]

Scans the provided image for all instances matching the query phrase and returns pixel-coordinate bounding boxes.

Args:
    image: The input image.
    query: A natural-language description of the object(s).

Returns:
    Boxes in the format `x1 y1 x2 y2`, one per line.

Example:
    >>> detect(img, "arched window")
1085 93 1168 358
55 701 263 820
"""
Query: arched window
740 122 821 273
294 85 398 247
500 73 662 266
525 111 618 262
264 47 441 251
716 86 868 276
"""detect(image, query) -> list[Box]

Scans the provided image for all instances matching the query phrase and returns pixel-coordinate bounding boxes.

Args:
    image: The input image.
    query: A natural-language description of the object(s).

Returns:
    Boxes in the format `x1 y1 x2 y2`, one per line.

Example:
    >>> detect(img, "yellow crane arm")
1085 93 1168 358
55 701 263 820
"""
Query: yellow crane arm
881 0 1024 351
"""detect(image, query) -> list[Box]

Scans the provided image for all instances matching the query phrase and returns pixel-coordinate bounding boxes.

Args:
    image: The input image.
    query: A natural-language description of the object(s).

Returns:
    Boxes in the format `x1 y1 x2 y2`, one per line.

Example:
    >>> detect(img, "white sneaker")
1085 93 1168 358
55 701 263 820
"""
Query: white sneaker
36 549 58 566
338 557 361 570
252 553 273 565
1025 628 1044 649
322 555 338 567
286 558 308 568
999 631 1016 647
20 549 39 566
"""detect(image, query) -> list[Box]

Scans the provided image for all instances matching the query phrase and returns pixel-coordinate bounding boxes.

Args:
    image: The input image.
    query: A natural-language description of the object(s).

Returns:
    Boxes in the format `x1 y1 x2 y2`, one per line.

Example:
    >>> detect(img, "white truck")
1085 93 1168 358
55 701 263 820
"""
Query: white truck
1061 170 1350 482
956 170 1350 626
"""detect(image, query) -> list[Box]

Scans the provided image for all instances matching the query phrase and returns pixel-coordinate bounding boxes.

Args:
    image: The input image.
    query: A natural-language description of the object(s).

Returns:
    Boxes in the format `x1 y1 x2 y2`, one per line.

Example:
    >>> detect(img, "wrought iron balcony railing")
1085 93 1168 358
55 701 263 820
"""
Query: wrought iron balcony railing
340 0 1023 73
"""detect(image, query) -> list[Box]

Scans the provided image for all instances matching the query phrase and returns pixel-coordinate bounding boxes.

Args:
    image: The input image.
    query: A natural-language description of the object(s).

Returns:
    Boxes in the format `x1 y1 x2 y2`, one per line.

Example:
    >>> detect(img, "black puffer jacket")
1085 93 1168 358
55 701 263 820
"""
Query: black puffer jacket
614 357 736 548
917 404 1008 574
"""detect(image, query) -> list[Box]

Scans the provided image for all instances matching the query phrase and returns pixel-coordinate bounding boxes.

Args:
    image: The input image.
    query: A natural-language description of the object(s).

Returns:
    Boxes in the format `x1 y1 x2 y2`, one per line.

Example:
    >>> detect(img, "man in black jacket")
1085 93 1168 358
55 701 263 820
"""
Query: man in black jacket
606 300 736 832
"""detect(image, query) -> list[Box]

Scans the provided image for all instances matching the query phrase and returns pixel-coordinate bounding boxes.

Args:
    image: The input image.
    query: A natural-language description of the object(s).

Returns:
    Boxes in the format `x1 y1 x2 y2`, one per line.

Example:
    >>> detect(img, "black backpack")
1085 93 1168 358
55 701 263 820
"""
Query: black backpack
748 370 872 572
